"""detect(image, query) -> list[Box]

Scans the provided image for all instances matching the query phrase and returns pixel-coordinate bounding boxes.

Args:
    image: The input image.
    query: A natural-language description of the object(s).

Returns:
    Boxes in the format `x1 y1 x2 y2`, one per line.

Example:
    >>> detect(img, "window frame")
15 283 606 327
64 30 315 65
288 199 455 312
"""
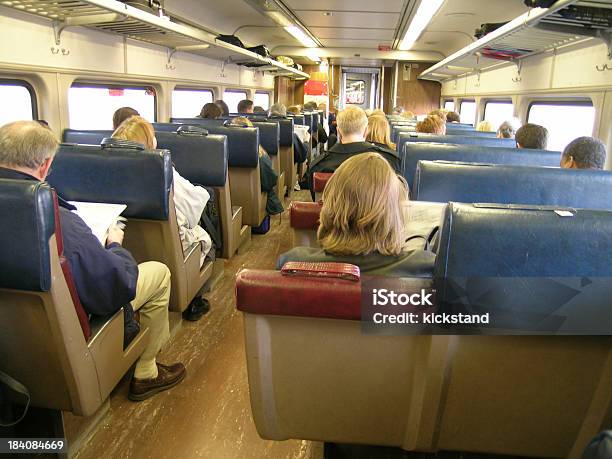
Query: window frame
223 88 249 112
0 78 38 120
171 86 214 117
459 99 477 125
69 82 158 122
527 99 594 119
443 99 454 111
483 98 514 123
254 90 271 110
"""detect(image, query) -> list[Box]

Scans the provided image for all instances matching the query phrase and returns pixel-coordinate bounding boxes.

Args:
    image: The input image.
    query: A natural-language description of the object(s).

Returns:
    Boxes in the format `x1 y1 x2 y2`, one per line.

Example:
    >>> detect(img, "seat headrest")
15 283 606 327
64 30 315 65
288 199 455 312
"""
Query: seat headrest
0 180 55 291
313 172 333 193
176 125 209 136
155 131 227 187
101 137 145 150
434 203 612 332
400 142 561 187
414 161 612 210
289 201 322 229
62 129 111 145
236 266 362 320
397 133 516 157
250 121 279 156
163 119 259 168
47 144 172 220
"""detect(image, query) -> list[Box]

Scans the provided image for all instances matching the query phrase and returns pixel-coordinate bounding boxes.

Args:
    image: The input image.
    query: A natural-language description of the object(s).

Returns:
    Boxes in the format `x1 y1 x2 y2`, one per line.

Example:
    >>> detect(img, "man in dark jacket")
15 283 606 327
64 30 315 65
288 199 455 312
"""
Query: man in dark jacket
306 106 401 200
0 121 185 401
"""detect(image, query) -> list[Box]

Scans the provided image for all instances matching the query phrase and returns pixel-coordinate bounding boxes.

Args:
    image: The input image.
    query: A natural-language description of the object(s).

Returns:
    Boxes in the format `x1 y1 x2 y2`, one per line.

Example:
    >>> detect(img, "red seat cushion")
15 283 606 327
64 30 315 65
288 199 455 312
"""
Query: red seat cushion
289 201 322 230
313 172 333 193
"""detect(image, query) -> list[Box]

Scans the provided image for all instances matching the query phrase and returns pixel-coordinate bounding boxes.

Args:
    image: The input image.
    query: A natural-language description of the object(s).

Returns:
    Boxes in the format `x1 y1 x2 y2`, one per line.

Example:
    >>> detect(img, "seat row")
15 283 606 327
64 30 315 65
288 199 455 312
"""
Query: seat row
239 201 612 457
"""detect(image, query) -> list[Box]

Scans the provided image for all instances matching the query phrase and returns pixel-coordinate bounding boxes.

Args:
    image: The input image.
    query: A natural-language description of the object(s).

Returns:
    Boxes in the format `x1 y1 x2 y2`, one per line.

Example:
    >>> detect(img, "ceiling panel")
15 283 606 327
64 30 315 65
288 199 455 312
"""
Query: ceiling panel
320 39 392 48
286 0 405 13
309 27 395 40
295 11 400 29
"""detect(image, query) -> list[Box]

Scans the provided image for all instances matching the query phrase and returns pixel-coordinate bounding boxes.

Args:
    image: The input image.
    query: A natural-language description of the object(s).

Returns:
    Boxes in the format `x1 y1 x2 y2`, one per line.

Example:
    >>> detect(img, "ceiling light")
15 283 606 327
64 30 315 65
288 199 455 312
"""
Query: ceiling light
399 0 444 50
284 25 317 48
323 11 333 16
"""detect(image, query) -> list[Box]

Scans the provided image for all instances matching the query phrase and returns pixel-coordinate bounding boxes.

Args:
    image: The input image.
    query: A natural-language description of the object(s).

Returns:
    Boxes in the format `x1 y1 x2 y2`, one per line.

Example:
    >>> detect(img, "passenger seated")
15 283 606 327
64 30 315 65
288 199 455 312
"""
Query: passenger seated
497 119 519 139
287 105 300 115
416 114 446 135
306 106 401 200
371 109 385 117
112 116 213 265
560 136 607 169
0 121 185 401
446 111 460 123
278 153 434 276
429 109 448 120
237 99 254 114
366 115 396 150
392 106 404 115
229 117 284 216
476 120 494 132
112 106 139 130
515 123 548 149
214 99 229 116
199 102 222 119
402 110 415 120
253 105 266 114
269 102 287 117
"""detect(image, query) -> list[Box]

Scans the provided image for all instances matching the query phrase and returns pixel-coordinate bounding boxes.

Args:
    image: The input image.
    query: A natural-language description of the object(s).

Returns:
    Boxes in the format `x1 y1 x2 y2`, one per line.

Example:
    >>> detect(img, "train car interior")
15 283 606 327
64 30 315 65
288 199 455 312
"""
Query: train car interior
0 0 611 457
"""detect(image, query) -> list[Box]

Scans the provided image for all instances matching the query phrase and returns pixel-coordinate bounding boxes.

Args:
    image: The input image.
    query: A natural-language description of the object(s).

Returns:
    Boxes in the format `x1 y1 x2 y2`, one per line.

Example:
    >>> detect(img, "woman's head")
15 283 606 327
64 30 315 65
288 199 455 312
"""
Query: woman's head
371 109 385 117
200 102 222 119
416 115 446 135
112 115 156 150
318 153 408 257
366 115 395 150
401 110 415 120
476 120 494 132
214 99 230 116
287 105 300 115
112 107 139 129
230 117 266 157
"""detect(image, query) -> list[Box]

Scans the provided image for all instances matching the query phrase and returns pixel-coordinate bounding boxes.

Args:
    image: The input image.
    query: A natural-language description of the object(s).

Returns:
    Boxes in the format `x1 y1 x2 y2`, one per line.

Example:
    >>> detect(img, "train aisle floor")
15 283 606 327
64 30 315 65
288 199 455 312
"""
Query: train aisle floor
73 190 324 459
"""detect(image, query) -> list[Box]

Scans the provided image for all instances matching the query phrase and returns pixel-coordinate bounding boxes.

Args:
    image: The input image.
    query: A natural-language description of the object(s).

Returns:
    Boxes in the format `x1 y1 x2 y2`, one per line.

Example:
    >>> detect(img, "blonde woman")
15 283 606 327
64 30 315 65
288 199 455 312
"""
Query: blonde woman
112 116 213 267
477 120 494 132
278 153 434 276
366 115 396 151
416 115 446 135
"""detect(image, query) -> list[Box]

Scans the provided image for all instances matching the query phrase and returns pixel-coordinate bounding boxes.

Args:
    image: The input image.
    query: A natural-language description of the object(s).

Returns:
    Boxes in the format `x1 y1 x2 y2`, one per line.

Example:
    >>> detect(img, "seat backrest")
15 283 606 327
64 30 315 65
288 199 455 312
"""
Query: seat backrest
400 142 561 187
398 132 516 156
446 128 495 137
48 143 172 220
289 114 305 126
0 179 101 415
414 161 612 209
159 121 259 168
290 201 322 230
313 172 333 193
434 202 612 333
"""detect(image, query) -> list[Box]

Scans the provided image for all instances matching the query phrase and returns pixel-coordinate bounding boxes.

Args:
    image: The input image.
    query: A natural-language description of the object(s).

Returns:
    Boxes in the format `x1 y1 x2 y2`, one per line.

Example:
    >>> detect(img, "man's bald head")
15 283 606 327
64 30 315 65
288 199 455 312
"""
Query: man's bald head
0 120 59 169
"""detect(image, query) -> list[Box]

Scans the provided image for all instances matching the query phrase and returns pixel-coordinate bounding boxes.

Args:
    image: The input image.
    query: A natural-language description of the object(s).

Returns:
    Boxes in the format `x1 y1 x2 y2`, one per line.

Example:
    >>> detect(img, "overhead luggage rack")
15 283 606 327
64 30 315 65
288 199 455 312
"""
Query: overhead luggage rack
0 0 310 79
419 0 612 82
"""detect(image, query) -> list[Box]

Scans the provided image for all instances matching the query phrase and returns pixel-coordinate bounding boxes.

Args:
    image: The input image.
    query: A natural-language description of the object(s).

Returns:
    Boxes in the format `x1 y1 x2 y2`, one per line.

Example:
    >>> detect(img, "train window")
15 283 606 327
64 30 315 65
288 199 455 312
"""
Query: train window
528 101 595 151
484 100 514 131
0 80 37 126
254 92 270 110
172 88 213 118
224 89 248 113
69 84 156 129
459 100 476 125
444 100 454 111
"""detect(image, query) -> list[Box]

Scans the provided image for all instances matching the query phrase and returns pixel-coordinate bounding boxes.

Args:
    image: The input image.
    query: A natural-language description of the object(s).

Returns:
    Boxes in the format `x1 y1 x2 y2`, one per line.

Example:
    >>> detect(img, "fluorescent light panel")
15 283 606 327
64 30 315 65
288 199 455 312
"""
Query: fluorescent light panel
399 0 444 50
284 25 317 48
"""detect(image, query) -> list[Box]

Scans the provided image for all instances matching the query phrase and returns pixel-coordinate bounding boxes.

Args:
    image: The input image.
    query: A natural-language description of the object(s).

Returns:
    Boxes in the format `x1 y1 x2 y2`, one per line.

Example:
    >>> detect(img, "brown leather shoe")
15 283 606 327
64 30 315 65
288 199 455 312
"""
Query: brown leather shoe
128 362 186 401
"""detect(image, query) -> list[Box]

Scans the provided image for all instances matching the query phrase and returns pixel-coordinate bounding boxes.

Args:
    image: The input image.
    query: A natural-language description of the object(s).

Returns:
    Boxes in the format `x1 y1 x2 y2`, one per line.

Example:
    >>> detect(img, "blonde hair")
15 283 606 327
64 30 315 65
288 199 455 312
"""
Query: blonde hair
429 109 448 119
416 115 446 135
337 106 368 137
401 110 415 119
112 115 156 149
371 109 385 117
318 153 408 256
231 117 266 157
287 105 300 115
477 120 494 132
366 115 396 150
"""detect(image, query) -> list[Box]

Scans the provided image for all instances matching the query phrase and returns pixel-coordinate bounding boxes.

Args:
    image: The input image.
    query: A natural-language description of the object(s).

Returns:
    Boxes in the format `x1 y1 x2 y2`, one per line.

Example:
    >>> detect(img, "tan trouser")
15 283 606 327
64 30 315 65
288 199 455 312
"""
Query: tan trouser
131 261 171 379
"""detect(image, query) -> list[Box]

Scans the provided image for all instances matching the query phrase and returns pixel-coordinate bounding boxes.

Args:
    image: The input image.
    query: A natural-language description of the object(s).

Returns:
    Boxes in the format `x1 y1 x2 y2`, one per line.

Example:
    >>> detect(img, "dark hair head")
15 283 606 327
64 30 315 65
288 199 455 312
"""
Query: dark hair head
515 123 548 149
253 106 266 113
214 99 230 116
200 103 222 119
237 99 254 113
446 111 460 123
304 101 317 111
112 107 140 129
562 136 607 169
